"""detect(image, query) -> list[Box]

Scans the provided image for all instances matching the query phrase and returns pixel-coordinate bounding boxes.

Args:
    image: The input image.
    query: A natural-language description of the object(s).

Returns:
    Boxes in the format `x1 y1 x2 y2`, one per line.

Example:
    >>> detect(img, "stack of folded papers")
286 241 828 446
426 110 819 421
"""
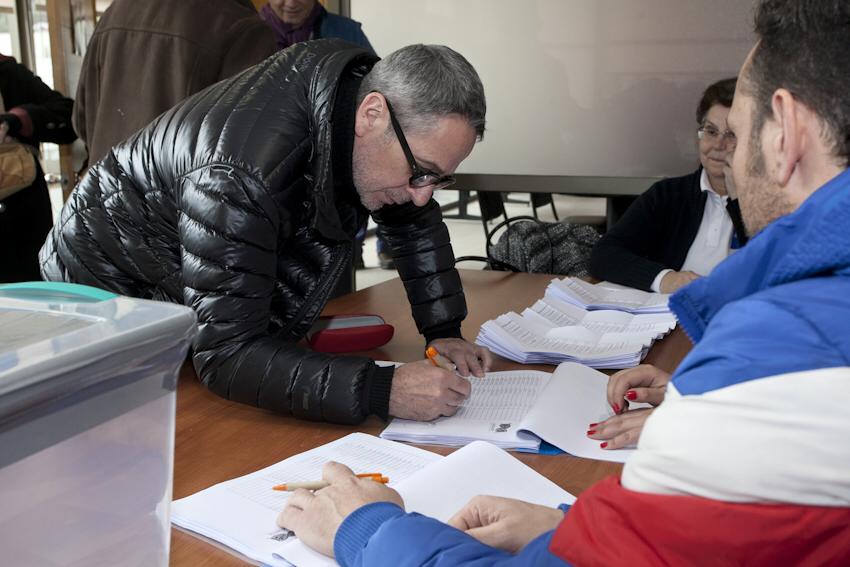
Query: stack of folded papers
475 278 676 368
547 277 672 314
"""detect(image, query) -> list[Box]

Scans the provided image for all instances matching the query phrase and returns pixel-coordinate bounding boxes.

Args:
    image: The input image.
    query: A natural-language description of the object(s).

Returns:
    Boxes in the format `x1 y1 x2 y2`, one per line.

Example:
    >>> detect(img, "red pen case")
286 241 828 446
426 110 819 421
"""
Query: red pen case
307 314 394 353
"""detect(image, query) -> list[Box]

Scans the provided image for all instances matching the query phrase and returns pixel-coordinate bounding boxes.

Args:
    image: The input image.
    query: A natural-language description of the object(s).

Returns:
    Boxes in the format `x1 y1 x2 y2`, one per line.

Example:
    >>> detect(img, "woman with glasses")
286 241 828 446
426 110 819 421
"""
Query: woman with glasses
589 77 748 293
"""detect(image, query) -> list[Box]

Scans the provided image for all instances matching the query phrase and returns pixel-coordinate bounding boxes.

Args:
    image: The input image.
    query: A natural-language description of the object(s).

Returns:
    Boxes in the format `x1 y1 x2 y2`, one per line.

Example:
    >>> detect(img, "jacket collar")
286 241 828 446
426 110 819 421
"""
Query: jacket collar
304 40 378 241
670 167 850 342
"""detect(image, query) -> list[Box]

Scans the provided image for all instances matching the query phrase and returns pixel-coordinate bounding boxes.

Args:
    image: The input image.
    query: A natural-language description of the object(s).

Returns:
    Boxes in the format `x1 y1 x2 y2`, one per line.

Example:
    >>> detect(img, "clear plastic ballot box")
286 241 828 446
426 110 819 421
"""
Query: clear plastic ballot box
0 282 197 566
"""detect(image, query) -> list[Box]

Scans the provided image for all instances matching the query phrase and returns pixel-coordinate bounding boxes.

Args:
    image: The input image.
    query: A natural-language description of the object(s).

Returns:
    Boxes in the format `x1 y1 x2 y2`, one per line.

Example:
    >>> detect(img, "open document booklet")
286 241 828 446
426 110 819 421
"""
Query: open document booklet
171 434 575 567
381 362 647 462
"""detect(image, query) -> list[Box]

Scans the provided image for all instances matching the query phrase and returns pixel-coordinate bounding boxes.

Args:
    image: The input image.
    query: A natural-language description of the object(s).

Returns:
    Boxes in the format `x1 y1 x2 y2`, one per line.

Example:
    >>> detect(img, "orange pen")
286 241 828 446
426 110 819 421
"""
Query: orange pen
425 346 455 371
272 473 389 491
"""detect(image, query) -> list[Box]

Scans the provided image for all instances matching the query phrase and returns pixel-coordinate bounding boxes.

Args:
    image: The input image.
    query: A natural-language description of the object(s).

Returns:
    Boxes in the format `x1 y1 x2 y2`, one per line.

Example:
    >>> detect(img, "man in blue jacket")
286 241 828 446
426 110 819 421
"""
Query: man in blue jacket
275 1 850 565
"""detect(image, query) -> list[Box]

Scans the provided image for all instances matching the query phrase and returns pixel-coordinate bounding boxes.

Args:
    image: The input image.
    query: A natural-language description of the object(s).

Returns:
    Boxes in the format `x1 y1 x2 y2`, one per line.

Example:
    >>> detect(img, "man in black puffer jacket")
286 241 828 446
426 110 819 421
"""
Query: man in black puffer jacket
40 40 492 425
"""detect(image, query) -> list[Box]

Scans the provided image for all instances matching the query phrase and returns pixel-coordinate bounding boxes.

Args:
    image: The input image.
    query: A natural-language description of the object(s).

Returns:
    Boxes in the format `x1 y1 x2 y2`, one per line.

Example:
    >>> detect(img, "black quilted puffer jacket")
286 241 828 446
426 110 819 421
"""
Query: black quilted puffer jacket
40 40 467 424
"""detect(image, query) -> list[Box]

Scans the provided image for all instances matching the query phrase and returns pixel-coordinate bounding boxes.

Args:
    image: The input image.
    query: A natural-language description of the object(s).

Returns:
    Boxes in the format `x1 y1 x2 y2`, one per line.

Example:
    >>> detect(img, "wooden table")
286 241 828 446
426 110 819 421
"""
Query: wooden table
170 270 691 565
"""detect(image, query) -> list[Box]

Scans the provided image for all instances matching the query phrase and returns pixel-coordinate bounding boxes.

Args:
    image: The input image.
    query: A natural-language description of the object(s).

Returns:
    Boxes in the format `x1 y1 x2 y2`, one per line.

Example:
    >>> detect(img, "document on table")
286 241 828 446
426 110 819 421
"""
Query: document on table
382 370 551 451
530 295 676 337
476 312 647 368
171 433 439 567
382 362 644 463
172 434 575 567
547 277 671 314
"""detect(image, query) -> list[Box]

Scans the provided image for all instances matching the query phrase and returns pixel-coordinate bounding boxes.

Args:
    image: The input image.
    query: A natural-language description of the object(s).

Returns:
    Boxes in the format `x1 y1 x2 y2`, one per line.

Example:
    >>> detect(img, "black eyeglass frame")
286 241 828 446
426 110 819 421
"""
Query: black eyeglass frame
383 96 456 191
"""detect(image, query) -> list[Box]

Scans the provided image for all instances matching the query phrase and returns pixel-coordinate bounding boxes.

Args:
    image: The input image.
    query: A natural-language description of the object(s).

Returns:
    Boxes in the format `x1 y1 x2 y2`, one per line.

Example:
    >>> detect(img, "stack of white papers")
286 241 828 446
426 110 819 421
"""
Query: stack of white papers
548 277 671 314
382 362 645 463
477 312 648 368
529 294 676 339
172 434 575 567
475 279 677 368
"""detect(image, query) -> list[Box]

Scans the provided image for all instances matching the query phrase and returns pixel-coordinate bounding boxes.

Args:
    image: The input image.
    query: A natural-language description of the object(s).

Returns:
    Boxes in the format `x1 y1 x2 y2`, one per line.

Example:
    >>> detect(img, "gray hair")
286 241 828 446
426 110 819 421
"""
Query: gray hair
358 44 486 140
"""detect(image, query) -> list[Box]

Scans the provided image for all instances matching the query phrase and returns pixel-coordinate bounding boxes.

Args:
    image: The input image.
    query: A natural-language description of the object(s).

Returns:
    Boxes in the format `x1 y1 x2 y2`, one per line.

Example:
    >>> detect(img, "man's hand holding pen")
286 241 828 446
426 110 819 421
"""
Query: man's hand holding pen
277 462 403 558
389 360 471 420
387 341 491 421
426 338 493 377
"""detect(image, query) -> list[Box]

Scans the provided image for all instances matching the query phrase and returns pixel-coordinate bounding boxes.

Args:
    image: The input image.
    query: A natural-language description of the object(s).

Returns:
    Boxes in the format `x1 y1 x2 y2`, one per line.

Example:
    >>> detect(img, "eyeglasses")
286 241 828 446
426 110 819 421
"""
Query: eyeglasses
384 97 456 191
698 123 737 145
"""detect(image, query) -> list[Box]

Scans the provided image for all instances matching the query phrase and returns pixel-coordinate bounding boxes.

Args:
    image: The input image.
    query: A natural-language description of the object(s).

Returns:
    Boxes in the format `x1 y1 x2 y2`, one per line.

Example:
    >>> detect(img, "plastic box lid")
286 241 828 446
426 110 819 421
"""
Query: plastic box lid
0 282 197 466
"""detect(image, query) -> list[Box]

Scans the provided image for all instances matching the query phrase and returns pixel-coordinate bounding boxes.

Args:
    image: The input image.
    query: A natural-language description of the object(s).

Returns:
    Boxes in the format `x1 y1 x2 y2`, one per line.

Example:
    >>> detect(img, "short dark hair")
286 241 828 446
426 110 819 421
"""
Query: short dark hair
696 77 737 125
746 0 850 165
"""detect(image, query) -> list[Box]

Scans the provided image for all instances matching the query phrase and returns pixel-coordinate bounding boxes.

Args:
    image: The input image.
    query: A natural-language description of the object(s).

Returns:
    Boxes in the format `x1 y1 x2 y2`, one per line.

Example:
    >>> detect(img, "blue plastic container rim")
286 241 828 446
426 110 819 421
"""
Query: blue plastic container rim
0 282 118 303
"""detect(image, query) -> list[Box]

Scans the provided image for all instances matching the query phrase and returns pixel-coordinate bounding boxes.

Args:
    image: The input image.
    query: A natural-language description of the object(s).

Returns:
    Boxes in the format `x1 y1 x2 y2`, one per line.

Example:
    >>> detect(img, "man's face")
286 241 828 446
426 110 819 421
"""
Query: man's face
726 55 793 236
269 0 315 26
352 112 477 212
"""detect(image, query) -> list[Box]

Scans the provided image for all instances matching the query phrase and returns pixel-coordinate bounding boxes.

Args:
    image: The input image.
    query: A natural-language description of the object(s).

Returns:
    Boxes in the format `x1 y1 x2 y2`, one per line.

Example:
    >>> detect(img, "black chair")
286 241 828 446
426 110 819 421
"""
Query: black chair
530 192 559 221
477 190 509 237
455 191 541 272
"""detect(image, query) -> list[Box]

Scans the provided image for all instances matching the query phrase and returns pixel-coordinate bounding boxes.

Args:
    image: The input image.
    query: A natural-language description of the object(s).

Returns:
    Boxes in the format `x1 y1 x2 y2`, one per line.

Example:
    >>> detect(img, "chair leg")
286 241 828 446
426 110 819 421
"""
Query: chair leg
551 201 559 221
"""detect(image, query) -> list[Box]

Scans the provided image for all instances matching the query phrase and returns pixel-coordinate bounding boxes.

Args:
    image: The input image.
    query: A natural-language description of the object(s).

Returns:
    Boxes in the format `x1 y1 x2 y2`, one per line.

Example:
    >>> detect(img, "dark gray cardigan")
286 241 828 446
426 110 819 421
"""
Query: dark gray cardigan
589 169 748 291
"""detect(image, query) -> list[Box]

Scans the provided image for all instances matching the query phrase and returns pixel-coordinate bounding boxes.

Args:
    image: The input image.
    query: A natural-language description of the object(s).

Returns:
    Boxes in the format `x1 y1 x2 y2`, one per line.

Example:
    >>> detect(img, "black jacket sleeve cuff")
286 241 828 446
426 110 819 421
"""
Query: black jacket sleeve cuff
424 323 463 344
367 364 395 420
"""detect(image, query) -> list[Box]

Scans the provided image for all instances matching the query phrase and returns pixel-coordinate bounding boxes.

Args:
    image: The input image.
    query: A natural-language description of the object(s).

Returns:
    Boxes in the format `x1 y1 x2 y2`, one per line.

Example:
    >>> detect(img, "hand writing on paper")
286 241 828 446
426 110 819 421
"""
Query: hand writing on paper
660 270 700 293
447 495 564 553
428 338 493 377
390 360 472 421
276 462 403 558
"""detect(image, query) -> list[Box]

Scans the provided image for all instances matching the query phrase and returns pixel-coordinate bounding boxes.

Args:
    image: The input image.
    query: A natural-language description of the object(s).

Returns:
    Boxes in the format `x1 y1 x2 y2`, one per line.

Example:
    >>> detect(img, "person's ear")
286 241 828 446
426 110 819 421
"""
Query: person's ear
769 88 802 187
354 92 389 138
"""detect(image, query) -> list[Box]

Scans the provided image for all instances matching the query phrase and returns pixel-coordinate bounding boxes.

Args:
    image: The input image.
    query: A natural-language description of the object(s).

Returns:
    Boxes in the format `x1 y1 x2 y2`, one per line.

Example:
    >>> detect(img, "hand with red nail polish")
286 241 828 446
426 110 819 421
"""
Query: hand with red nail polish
586 408 654 450
606 364 670 414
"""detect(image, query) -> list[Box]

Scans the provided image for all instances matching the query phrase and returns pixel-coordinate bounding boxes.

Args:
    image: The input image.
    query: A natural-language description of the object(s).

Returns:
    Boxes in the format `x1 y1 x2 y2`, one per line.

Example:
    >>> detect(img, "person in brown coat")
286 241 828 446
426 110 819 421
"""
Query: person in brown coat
74 0 276 166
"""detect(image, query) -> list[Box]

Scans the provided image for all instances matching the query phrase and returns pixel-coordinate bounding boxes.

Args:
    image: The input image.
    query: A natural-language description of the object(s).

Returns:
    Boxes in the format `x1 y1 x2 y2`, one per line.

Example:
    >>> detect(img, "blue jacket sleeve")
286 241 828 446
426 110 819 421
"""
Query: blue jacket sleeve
334 502 571 567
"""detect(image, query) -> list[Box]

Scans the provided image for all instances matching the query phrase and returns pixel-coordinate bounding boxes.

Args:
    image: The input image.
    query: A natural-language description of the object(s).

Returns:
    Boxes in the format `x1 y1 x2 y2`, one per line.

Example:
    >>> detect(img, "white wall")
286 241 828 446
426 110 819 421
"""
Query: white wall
351 0 755 178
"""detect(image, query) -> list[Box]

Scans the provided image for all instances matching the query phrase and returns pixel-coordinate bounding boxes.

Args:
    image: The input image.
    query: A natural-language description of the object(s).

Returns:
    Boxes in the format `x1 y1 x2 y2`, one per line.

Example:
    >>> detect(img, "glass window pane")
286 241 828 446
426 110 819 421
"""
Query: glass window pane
0 0 20 59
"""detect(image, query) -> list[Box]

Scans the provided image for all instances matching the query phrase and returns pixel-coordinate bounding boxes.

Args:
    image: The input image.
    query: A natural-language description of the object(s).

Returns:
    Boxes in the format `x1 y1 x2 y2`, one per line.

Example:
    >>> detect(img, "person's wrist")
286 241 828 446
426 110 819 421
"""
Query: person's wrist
334 502 404 565
651 269 673 293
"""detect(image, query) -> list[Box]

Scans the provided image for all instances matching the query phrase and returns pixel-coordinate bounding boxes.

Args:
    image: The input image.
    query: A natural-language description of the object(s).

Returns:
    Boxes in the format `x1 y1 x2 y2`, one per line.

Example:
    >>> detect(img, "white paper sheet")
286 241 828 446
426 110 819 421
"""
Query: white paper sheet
381 371 551 451
172 435 577 567
171 433 441 567
382 363 643 463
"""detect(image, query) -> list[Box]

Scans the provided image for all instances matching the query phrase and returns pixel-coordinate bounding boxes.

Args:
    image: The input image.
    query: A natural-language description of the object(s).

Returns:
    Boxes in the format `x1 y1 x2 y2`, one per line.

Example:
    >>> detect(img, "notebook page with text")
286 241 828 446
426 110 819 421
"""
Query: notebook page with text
381 370 551 451
171 433 441 567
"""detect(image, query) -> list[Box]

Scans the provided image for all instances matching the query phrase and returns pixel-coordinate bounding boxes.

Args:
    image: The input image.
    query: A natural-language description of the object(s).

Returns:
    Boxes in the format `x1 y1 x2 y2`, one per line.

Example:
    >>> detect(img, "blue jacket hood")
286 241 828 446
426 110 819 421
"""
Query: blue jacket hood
670 167 850 343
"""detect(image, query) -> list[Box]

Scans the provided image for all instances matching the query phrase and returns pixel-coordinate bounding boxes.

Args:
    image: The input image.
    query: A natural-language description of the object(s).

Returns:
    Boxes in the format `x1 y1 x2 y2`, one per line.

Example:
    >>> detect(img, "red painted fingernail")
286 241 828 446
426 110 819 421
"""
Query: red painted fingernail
588 423 599 428
626 391 637 401
612 403 621 413
600 442 608 449
586 429 597 436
